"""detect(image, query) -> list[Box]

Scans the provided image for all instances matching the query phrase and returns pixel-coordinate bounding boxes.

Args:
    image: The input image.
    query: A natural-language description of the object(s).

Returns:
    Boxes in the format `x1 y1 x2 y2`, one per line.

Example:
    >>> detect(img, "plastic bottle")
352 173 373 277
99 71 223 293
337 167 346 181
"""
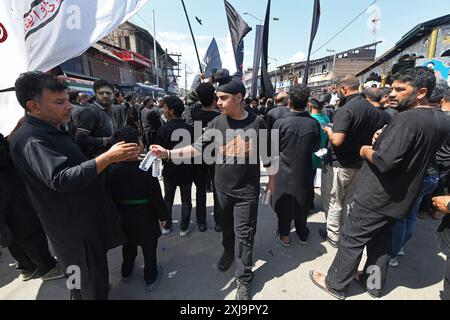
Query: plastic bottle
152 157 162 177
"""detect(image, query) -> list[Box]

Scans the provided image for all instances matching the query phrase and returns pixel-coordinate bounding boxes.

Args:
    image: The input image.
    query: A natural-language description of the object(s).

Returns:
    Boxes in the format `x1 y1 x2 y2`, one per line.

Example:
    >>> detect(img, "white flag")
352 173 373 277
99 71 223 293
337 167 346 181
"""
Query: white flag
0 0 149 136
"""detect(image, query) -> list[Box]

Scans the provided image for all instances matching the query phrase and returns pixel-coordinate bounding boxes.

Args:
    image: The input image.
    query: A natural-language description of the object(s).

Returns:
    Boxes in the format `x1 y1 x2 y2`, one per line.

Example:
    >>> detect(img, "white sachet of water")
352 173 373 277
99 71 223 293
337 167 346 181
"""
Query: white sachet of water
139 151 157 172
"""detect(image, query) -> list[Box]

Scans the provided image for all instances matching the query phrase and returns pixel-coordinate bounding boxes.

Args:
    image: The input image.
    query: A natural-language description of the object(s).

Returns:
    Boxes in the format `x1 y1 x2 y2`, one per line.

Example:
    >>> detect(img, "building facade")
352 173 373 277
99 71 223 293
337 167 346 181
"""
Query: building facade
59 21 178 94
356 14 450 87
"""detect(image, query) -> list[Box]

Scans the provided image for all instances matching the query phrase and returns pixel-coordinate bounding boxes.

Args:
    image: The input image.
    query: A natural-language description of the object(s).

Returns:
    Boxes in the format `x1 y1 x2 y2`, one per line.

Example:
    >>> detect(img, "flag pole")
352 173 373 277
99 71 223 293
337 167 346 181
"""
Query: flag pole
180 0 203 74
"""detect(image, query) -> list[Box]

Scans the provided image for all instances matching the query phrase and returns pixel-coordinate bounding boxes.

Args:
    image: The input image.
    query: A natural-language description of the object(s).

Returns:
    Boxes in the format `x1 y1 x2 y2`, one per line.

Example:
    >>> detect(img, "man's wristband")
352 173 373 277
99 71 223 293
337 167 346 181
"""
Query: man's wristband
167 149 171 160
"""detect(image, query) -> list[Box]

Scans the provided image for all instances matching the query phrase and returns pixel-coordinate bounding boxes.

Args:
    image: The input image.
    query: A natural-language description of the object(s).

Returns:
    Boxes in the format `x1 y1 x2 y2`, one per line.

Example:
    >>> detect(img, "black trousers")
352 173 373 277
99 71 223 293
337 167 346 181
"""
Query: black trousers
193 164 221 226
121 239 158 283
325 202 395 297
163 181 192 230
8 231 56 275
5 205 56 275
444 257 450 300
216 191 258 283
69 243 109 300
274 194 309 238
193 165 207 225
437 227 450 300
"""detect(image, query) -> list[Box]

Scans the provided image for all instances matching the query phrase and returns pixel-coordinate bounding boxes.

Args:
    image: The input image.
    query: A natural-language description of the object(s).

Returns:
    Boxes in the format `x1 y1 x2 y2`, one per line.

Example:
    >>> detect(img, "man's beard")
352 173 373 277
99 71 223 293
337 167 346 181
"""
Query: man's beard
393 93 417 111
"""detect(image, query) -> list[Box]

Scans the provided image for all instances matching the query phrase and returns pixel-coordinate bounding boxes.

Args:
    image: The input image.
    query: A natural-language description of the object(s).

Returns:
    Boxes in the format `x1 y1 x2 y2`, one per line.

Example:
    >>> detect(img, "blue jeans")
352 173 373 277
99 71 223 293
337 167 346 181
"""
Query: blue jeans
391 175 439 256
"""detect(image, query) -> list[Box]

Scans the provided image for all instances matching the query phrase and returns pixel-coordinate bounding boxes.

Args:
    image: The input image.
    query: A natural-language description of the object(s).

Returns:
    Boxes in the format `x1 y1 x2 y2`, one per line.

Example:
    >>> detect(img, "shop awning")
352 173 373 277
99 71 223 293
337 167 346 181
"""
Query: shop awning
92 43 124 62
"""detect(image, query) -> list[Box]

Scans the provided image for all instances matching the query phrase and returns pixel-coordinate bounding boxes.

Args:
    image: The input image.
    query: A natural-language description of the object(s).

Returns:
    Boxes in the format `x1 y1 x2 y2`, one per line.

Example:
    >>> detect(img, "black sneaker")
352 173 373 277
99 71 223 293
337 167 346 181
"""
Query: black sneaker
235 280 251 300
218 251 234 271
197 223 207 232
214 224 223 232
298 227 310 245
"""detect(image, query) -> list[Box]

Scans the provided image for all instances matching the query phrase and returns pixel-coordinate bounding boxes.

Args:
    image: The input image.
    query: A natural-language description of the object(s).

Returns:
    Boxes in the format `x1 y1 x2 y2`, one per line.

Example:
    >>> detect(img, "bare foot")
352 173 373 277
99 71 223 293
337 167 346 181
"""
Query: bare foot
311 271 327 286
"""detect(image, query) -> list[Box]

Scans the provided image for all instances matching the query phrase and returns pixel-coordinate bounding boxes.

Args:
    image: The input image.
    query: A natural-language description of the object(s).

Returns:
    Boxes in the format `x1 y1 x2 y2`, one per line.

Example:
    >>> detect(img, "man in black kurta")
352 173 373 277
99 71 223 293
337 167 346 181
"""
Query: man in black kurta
310 67 450 299
9 72 139 300
75 80 118 158
151 69 276 300
272 84 321 246
107 127 168 291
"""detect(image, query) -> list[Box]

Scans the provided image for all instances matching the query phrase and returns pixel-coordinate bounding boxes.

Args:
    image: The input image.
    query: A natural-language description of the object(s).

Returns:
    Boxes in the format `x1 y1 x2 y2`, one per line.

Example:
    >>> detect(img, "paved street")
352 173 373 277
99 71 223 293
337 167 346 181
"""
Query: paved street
0 174 446 300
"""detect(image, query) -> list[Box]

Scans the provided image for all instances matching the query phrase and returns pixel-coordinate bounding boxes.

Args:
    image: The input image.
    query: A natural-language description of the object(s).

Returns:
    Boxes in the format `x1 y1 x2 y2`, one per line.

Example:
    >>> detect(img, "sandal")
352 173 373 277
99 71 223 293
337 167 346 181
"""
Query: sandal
309 270 346 300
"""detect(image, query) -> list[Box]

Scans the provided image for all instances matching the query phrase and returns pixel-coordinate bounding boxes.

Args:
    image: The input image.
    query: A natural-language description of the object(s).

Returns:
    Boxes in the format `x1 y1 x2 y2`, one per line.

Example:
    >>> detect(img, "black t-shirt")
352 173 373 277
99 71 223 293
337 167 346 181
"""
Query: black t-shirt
156 119 194 186
193 111 268 197
331 94 384 168
191 108 221 130
266 106 290 130
141 106 162 132
354 108 450 219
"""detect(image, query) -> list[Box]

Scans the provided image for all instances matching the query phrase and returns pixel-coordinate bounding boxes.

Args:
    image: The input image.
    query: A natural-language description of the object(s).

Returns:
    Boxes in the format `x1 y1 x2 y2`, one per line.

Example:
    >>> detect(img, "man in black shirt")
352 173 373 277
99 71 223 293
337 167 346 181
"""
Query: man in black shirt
272 84 321 246
151 69 276 300
75 80 118 158
10 72 140 300
192 83 221 232
266 92 290 130
365 87 393 124
156 96 195 237
141 98 162 151
319 75 385 247
310 67 450 299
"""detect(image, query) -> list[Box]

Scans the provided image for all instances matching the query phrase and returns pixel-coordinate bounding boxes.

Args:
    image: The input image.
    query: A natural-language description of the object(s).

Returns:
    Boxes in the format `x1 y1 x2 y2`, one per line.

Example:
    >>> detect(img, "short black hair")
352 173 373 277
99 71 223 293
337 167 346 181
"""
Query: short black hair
364 87 383 103
244 97 252 105
381 87 392 96
429 79 449 104
68 89 80 103
289 84 311 110
195 82 216 107
114 92 123 98
392 66 436 99
163 96 185 118
111 127 139 145
143 97 152 107
15 71 68 109
93 79 114 93
125 95 134 102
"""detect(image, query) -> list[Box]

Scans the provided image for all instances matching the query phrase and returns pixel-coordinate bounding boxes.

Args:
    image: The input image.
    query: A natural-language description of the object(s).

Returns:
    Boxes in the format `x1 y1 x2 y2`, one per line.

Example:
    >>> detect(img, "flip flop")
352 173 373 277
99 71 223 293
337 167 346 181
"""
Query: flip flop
309 270 345 300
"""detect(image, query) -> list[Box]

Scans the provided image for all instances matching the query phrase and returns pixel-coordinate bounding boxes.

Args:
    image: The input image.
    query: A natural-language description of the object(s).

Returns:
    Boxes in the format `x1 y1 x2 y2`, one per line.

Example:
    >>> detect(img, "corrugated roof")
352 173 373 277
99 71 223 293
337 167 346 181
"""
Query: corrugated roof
356 14 450 76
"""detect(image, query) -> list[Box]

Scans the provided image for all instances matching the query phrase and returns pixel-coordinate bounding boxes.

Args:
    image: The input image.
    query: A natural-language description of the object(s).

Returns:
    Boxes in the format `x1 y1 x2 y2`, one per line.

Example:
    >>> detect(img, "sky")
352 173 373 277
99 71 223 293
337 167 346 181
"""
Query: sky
128 0 450 89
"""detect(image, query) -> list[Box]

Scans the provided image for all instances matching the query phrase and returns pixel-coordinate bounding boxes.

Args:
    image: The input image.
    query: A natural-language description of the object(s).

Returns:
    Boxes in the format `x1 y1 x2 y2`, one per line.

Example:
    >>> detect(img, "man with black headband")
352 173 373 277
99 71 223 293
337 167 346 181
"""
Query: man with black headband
151 69 276 300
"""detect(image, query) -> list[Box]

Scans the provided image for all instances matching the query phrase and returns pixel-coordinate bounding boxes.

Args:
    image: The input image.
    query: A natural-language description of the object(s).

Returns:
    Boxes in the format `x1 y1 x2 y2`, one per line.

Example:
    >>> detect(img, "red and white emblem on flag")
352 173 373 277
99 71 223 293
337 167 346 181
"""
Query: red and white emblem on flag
0 23 8 43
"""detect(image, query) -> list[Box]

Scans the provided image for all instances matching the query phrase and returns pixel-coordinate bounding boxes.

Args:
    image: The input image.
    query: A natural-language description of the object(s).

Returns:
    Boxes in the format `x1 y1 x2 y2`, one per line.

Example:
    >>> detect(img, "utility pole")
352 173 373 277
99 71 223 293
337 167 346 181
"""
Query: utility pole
153 10 159 87
185 64 188 96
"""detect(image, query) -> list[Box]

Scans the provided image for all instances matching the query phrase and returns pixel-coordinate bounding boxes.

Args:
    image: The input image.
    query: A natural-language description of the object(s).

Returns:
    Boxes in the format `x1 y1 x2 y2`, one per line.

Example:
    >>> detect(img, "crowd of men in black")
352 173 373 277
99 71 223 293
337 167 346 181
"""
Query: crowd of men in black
0 65 449 301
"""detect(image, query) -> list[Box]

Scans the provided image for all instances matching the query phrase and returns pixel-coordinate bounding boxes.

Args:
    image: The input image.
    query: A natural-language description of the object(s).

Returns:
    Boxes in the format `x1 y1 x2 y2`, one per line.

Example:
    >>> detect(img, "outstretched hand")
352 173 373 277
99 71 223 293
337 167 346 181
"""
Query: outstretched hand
150 144 168 159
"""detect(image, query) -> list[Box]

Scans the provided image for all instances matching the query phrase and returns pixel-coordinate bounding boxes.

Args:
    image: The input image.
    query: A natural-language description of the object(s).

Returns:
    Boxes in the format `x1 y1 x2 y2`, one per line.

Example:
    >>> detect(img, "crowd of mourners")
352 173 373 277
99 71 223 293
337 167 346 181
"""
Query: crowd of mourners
0 65 449 301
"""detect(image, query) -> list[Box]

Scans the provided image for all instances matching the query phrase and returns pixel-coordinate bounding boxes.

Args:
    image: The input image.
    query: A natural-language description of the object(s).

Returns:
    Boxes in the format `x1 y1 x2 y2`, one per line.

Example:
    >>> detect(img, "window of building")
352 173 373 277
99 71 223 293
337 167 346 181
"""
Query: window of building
122 36 130 50
321 64 327 73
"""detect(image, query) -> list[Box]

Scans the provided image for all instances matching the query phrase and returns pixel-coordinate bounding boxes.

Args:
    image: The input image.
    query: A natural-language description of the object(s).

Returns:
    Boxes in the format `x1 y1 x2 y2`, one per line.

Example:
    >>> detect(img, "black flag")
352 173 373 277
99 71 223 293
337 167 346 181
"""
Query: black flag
303 0 321 85
260 0 274 98
224 0 252 77
251 25 264 98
